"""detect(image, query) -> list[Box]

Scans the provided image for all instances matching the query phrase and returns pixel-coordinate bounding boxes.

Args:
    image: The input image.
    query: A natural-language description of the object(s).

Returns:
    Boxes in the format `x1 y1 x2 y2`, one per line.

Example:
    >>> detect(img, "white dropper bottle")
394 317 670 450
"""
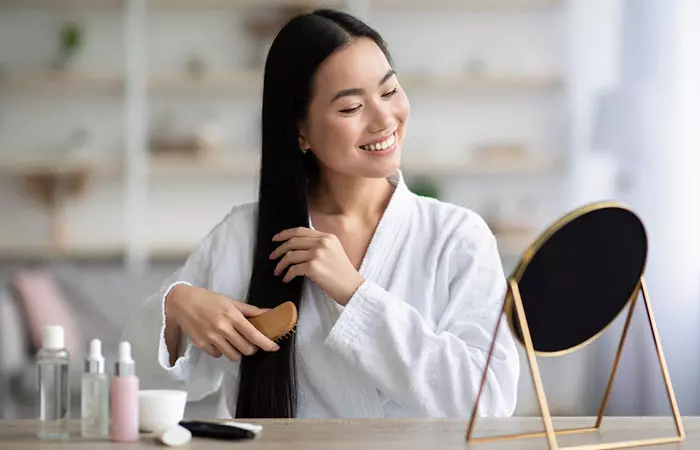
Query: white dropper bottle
81 338 109 438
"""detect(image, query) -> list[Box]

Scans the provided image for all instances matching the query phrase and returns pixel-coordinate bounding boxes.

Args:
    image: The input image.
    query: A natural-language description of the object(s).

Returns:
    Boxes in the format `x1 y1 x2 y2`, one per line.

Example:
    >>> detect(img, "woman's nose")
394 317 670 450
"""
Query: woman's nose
368 102 394 133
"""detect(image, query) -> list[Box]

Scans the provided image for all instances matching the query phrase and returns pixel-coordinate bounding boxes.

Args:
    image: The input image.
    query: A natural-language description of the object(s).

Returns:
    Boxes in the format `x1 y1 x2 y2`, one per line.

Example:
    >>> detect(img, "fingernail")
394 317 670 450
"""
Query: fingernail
273 345 280 351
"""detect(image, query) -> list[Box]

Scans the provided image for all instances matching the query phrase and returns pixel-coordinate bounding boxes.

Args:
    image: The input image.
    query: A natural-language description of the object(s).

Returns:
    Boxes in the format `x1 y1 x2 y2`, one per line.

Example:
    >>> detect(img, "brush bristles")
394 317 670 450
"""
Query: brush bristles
274 324 297 343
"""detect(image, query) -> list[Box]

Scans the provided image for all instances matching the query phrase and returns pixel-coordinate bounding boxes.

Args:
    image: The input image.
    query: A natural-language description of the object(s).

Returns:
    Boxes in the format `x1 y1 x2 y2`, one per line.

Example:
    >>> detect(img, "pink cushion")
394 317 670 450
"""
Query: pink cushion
11 270 84 358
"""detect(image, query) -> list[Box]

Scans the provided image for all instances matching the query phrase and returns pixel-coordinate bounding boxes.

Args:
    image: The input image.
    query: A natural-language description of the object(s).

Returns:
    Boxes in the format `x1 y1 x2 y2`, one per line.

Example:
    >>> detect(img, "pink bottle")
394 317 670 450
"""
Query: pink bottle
110 341 139 442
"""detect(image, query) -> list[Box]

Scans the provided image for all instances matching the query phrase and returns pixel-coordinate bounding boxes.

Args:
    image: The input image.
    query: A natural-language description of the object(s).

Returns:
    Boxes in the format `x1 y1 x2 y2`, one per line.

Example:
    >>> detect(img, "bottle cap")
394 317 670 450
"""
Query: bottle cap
115 341 135 377
42 325 65 350
85 338 105 374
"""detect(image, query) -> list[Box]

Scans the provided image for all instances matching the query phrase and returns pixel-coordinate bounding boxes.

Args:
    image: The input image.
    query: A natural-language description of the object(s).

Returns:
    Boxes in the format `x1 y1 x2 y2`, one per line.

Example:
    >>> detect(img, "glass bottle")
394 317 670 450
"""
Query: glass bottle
81 338 109 438
37 325 70 440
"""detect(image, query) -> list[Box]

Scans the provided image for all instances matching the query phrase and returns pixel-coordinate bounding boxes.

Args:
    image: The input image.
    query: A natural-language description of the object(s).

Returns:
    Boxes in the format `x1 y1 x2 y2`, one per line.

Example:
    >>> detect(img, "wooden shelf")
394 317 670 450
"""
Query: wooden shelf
0 155 116 176
371 0 561 8
147 153 259 178
400 73 563 91
0 233 532 262
0 0 336 9
0 152 558 179
0 70 562 93
0 72 123 93
0 0 559 8
146 153 558 177
401 153 559 176
149 71 563 93
147 0 341 8
149 71 262 92
0 0 122 9
0 243 194 262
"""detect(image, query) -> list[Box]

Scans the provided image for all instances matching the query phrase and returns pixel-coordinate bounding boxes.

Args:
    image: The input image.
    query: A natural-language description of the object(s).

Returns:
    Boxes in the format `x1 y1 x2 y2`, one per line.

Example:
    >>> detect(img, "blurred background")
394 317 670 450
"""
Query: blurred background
0 0 698 421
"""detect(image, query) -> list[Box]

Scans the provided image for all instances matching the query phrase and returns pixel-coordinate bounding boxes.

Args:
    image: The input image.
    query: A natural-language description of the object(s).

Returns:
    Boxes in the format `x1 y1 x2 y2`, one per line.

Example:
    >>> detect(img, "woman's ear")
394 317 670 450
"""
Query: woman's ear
298 135 308 153
297 123 310 153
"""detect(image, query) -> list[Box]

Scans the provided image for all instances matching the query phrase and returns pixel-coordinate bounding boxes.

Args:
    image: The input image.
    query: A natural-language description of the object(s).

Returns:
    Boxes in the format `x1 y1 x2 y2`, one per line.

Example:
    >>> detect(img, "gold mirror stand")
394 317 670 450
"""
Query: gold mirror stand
465 277 685 450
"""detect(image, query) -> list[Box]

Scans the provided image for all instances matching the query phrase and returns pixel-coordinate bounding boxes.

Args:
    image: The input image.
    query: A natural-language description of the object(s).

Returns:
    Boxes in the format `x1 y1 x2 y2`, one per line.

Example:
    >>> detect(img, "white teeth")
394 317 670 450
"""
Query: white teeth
361 133 396 151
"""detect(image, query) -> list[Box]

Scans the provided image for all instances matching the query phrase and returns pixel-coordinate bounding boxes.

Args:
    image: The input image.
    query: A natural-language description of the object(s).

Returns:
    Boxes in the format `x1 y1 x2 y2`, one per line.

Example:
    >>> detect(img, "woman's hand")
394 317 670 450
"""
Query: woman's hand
166 284 280 361
269 227 365 305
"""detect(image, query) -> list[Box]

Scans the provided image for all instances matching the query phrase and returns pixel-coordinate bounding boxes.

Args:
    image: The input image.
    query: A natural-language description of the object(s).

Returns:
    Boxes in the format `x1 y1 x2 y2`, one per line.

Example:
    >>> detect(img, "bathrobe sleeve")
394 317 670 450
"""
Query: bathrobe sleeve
121 226 229 402
324 225 520 418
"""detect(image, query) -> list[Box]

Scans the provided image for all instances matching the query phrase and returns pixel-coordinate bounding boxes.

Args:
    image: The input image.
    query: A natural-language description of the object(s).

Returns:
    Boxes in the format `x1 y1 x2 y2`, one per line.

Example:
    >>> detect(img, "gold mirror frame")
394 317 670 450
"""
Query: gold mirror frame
465 201 685 450
504 201 645 358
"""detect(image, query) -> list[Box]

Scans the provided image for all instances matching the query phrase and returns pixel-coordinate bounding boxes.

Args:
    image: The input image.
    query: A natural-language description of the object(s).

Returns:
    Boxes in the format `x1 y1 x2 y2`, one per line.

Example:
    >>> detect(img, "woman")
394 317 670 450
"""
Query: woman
123 8 520 419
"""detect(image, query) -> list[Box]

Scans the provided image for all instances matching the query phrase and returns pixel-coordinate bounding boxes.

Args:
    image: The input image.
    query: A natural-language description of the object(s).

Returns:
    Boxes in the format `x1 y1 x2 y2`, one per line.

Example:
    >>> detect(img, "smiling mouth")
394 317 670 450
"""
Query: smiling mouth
359 132 396 151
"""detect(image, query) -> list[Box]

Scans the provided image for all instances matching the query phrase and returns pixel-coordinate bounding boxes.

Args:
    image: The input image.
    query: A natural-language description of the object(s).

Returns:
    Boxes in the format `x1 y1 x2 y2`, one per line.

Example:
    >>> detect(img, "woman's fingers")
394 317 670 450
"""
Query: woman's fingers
274 250 311 276
269 237 317 260
210 335 242 362
234 318 281 352
223 328 258 357
283 262 312 283
202 344 222 359
234 300 270 318
272 227 323 242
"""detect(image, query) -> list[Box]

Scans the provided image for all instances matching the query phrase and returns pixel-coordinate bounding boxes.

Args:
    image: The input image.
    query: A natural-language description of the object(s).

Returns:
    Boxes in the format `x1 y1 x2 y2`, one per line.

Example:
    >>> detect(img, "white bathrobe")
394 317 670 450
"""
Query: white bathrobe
122 170 520 418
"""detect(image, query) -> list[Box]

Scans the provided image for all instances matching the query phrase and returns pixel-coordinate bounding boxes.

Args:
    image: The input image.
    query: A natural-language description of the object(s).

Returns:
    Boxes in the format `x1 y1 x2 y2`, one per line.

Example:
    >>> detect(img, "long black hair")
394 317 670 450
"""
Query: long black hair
235 8 393 418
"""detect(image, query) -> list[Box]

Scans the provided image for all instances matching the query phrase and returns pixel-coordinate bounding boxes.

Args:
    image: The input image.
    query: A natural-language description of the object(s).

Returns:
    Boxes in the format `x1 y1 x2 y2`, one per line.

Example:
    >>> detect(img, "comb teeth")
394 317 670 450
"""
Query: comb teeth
274 324 297 343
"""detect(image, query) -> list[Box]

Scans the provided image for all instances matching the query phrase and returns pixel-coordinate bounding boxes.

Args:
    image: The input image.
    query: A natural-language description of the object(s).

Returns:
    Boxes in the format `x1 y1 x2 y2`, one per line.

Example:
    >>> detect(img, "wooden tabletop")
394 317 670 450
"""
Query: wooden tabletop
0 417 693 449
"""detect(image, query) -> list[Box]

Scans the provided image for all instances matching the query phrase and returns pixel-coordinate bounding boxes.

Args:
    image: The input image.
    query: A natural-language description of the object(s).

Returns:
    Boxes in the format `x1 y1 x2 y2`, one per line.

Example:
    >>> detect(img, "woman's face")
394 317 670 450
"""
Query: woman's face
299 37 410 180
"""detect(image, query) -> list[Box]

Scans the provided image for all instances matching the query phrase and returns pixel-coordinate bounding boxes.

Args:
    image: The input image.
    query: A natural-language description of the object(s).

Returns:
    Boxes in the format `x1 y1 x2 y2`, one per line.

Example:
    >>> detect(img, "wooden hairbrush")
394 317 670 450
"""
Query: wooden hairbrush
248 301 298 342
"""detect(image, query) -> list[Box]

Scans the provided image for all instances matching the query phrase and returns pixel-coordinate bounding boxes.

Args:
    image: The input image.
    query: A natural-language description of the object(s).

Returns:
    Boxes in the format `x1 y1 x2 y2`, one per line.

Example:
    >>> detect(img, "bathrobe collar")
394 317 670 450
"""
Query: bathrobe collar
300 169 415 417
308 169 414 281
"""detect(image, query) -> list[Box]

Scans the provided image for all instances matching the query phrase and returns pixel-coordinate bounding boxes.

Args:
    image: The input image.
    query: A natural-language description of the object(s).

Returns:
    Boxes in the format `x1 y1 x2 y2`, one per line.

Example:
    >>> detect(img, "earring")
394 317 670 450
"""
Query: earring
300 146 309 154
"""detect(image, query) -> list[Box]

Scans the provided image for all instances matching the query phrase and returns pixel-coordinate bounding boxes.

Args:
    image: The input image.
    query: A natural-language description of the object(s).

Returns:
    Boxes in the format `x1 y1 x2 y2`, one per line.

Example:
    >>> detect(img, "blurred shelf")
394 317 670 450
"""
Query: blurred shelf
0 0 123 9
0 72 123 93
147 153 259 177
0 70 562 93
0 233 532 263
147 0 342 7
401 153 560 176
0 243 194 263
0 0 560 8
400 73 563 91
149 71 563 93
0 155 116 177
147 153 559 178
371 0 561 8
0 152 559 179
149 71 261 92
0 0 337 9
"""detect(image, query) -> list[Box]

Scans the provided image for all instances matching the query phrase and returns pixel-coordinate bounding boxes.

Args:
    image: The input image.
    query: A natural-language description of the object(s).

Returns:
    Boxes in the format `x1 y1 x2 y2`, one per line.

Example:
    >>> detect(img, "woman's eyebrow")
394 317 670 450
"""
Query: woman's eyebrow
330 68 396 103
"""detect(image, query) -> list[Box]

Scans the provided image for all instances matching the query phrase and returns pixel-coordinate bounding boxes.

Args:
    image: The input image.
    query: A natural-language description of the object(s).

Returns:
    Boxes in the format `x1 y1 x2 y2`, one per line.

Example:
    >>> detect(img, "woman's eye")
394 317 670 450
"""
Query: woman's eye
382 87 398 98
339 105 361 114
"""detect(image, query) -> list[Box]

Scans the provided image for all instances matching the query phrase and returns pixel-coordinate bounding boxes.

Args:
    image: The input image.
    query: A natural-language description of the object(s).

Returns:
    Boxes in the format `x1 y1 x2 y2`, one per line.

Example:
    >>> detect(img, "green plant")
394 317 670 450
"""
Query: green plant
409 176 441 199
60 22 83 57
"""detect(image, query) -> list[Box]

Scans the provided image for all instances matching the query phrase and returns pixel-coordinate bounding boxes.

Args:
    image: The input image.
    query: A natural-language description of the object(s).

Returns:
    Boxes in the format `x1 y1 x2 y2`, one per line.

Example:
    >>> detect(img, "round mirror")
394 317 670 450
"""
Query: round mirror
505 202 648 356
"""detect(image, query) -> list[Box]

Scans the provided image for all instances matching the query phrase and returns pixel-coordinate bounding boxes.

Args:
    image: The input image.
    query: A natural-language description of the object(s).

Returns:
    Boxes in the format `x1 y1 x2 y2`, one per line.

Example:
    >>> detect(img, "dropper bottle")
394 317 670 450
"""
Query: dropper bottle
110 341 139 442
81 338 109 438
